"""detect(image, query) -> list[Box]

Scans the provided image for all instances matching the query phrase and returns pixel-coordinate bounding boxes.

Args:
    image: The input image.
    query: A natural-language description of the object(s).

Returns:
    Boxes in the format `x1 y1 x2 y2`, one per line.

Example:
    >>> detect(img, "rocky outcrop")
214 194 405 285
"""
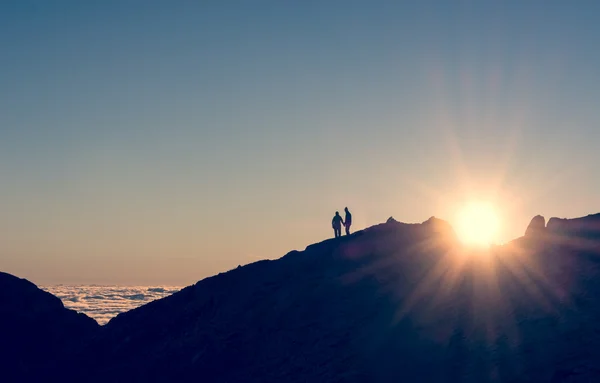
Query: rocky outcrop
525 215 546 237
0 272 99 381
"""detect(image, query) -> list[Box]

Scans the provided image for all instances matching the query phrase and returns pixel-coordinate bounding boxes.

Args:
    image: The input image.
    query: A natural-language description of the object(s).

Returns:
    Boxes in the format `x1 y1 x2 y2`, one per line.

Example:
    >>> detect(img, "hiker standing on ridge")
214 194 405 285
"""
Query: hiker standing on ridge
344 207 352 235
332 211 344 238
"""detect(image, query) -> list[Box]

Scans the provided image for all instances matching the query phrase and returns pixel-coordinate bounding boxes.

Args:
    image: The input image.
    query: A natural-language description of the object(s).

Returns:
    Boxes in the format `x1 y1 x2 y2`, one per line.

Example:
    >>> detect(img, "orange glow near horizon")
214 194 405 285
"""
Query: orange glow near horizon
455 202 501 246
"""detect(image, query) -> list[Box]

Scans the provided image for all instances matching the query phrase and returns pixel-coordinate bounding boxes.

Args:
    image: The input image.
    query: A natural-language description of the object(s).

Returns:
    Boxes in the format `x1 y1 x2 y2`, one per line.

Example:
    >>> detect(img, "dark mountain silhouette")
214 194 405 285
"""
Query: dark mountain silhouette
524 215 546 237
547 213 600 239
33 214 600 382
0 272 99 381
7 213 600 382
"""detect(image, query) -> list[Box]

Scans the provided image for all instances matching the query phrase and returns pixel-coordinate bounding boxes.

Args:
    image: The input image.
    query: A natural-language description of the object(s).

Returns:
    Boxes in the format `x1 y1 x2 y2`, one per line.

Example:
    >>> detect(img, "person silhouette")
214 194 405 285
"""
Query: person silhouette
332 211 344 238
344 207 352 235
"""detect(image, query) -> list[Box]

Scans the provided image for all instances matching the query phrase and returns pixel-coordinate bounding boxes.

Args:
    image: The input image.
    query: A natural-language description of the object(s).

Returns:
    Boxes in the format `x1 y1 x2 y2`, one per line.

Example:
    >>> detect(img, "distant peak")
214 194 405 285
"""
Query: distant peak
423 216 456 237
424 215 441 223
525 215 546 237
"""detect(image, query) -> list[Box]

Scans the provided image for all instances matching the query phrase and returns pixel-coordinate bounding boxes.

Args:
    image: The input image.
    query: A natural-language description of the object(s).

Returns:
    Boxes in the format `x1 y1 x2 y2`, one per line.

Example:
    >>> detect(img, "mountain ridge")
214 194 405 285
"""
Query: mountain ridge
4 213 600 382
0 271 99 381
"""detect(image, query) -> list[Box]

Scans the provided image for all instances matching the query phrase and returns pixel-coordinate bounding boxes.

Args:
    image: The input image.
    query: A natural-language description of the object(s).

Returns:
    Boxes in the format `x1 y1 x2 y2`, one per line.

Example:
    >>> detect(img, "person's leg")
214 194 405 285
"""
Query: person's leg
345 224 350 235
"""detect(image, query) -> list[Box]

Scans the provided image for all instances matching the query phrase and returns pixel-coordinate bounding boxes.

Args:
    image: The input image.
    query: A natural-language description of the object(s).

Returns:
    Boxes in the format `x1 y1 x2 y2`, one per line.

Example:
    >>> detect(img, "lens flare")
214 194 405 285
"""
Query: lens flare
456 202 500 246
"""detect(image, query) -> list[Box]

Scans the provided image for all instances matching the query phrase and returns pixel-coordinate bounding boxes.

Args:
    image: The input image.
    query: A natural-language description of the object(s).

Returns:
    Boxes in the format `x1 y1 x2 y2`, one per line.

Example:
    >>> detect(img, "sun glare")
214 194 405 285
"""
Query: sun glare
456 202 500 246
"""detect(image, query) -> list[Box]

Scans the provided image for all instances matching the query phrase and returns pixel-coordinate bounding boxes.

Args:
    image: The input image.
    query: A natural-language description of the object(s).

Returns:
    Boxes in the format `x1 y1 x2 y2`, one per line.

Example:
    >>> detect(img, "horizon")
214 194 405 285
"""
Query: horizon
2 1 600 285
32 211 596 286
14 211 600 287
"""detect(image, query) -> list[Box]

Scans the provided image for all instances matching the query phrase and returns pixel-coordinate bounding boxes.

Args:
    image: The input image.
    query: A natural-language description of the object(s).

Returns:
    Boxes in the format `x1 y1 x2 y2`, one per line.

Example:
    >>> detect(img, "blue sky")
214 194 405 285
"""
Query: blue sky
1 1 600 285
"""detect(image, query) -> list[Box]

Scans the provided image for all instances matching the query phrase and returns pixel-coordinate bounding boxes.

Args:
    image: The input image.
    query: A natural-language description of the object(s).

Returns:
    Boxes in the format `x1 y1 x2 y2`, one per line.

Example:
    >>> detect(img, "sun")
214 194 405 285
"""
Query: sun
455 202 500 246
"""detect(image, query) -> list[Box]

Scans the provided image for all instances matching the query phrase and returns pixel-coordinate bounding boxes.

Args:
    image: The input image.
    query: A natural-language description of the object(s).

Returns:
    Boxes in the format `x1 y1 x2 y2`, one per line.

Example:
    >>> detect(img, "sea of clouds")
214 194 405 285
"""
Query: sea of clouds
43 285 182 325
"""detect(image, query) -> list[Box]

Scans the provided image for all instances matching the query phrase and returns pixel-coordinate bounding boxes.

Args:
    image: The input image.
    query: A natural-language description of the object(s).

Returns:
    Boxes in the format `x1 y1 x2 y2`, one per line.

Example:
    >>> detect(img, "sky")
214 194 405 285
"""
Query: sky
1 0 600 285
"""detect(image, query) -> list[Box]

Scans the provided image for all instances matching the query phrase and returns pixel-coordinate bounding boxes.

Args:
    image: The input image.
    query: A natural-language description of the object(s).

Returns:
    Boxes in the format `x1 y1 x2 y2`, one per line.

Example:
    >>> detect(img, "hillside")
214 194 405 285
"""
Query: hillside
43 214 600 382
0 272 99 381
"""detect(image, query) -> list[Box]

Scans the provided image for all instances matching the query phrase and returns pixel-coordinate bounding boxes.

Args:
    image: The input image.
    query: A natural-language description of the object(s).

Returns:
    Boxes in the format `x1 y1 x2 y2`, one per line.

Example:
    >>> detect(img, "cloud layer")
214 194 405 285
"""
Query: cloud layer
43 285 181 325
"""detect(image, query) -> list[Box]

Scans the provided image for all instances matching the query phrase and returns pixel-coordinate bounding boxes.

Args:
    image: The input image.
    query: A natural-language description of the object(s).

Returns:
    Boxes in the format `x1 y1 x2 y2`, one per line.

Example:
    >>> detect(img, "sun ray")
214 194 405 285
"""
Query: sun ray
456 202 500 246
